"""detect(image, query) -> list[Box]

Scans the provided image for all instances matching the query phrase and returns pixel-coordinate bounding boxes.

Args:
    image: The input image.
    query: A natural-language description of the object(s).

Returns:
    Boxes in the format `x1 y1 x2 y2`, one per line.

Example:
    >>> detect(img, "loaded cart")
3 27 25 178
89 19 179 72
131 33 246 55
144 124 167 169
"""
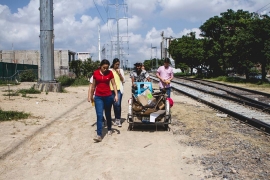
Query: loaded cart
127 82 172 131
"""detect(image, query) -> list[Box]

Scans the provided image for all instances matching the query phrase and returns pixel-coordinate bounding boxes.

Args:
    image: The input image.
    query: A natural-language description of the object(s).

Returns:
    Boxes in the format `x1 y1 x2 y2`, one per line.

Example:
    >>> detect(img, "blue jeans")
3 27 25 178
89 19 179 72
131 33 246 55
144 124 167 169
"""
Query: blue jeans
160 87 171 98
94 95 114 136
112 90 123 119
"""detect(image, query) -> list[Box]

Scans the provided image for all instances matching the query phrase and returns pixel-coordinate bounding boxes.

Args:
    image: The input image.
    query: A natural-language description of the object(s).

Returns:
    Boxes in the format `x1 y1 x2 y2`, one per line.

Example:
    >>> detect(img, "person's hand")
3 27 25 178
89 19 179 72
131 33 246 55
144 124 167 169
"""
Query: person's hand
90 96 94 103
116 69 121 74
114 96 118 102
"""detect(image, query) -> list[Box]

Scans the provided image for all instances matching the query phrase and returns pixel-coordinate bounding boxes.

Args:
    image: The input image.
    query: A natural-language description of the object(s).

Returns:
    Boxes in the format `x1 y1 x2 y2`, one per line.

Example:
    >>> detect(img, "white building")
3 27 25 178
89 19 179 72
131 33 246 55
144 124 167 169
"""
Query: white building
76 52 91 61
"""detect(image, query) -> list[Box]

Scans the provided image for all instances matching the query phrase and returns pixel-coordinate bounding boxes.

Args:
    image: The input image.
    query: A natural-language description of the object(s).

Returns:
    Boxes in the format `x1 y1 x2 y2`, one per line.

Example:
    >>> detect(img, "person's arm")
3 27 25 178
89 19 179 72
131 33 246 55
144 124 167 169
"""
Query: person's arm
88 76 94 102
145 71 151 82
156 69 163 81
168 71 174 81
119 69 125 83
131 77 136 86
111 78 118 102
156 69 166 83
116 69 124 82
130 71 136 86
166 68 174 81
88 83 92 102
89 79 96 103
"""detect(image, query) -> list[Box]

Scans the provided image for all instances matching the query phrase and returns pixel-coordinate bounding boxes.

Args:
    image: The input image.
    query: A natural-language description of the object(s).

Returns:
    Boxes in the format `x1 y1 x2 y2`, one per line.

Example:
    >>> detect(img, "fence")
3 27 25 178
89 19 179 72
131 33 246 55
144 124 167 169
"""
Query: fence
0 62 38 82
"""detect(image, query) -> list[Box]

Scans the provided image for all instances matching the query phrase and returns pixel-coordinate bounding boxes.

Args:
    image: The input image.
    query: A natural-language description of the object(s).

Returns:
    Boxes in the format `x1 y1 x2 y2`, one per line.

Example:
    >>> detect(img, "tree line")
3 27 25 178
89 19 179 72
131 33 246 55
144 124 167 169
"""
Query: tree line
168 9 270 80
69 58 100 78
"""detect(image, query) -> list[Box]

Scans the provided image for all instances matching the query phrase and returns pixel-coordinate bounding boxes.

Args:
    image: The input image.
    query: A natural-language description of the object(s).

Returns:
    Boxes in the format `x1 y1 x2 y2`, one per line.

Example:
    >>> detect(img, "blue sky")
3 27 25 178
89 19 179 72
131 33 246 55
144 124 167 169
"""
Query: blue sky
0 0 270 66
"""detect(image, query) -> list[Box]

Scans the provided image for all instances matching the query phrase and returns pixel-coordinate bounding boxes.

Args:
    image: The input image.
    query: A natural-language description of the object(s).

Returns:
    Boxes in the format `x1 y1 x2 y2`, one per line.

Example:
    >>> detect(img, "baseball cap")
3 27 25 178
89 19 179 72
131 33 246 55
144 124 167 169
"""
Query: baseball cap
134 62 142 66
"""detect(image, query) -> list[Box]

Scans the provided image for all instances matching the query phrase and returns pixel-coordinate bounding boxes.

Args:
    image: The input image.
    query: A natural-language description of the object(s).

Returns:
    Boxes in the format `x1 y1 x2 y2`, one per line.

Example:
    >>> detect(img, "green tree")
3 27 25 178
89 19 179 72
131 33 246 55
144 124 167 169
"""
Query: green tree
169 32 203 75
69 60 83 78
81 58 100 78
69 58 100 78
200 9 257 77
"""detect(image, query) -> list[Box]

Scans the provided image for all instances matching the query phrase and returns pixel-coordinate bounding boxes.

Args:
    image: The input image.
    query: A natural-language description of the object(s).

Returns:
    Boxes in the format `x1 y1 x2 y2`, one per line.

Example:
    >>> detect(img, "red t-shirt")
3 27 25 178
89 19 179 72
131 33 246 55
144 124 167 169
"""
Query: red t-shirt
93 69 114 96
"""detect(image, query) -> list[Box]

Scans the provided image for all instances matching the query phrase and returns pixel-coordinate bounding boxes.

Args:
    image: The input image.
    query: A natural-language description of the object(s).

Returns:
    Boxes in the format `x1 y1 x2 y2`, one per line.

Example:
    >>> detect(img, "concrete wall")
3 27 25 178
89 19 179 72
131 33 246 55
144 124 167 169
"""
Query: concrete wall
0 50 76 78
76 52 90 61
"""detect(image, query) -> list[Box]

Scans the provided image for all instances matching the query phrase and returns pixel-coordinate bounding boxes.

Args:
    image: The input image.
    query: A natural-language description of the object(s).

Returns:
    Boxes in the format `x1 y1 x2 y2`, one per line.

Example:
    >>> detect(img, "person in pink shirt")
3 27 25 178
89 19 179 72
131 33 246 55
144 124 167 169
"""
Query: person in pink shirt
156 58 174 97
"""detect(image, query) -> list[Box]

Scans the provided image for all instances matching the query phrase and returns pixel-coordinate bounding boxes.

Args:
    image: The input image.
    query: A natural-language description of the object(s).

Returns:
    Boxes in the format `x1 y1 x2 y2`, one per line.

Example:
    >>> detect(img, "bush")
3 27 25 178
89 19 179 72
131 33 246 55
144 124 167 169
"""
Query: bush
57 76 89 86
19 69 37 82
57 75 74 86
71 77 89 86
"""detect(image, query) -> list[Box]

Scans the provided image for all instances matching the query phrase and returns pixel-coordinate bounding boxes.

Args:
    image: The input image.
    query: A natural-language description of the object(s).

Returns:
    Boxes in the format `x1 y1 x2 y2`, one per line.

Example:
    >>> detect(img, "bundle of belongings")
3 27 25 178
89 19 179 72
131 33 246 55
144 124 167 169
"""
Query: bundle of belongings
132 88 167 119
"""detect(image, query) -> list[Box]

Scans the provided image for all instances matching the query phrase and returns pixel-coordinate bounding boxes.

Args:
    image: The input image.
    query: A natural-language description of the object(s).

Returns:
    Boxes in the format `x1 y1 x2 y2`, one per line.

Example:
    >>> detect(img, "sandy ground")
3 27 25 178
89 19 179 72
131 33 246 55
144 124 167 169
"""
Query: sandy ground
0 76 213 180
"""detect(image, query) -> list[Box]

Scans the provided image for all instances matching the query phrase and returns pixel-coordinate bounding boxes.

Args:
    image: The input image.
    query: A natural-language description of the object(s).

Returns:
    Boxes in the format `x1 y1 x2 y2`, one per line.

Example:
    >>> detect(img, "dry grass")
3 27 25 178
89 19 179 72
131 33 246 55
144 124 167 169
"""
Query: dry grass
172 101 270 148
171 101 270 179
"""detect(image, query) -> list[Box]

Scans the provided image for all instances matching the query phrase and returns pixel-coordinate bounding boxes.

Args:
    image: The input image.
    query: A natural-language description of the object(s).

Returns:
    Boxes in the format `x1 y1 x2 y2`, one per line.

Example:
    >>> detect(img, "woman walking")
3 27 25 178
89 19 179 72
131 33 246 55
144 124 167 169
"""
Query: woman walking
88 59 118 142
110 58 125 127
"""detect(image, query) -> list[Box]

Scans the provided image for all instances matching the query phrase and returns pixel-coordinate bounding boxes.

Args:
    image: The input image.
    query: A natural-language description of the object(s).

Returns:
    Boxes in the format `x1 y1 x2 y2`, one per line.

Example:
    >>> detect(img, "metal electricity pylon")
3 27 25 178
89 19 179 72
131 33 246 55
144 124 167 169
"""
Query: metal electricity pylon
108 0 128 69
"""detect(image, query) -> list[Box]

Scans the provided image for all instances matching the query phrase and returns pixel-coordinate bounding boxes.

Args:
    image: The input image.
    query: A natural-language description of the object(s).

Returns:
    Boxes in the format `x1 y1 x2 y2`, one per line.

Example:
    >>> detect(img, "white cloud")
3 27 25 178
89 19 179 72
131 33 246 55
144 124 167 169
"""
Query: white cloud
0 0 269 64
127 0 158 18
131 0 267 23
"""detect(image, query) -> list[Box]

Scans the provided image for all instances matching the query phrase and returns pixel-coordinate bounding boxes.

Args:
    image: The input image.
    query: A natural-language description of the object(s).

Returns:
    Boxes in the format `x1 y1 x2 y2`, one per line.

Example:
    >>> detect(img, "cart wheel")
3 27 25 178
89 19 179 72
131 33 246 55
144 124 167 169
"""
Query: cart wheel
128 124 133 131
164 124 169 131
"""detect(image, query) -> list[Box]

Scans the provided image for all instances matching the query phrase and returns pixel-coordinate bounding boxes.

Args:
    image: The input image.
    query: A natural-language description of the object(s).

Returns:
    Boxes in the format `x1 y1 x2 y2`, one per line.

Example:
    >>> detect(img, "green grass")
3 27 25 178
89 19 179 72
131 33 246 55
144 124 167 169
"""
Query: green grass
0 109 30 121
0 80 20 86
18 87 41 94
3 92 20 96
174 72 192 77
212 76 247 83
57 76 89 87
209 76 270 86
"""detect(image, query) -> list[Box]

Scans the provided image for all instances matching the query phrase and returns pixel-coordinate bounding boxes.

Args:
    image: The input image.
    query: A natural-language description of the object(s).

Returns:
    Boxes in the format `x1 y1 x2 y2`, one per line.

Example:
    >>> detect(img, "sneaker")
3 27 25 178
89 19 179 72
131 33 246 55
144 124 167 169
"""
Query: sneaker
107 130 112 136
93 135 102 142
116 119 122 127
112 120 117 126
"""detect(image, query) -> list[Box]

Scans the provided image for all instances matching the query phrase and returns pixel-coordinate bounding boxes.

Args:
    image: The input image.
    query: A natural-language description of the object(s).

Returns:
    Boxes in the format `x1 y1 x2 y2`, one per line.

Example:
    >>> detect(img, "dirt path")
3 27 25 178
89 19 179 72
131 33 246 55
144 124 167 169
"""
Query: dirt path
0 77 211 180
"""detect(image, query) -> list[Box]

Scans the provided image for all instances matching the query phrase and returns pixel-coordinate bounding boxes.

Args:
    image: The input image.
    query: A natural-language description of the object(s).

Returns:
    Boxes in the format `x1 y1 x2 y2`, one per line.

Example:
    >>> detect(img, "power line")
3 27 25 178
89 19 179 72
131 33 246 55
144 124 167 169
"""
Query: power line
93 0 106 24
256 2 270 13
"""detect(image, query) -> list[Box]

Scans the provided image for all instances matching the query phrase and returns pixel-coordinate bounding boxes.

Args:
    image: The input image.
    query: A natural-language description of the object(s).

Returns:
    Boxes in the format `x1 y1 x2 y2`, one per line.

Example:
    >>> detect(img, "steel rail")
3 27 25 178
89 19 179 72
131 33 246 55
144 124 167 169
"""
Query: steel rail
173 77 270 111
170 78 270 114
150 77 270 134
189 77 270 97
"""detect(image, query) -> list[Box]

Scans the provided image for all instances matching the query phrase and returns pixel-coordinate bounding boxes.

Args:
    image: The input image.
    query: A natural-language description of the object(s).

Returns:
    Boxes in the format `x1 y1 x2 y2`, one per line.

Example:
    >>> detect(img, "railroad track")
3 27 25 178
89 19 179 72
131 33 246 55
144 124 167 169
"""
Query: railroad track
150 76 270 134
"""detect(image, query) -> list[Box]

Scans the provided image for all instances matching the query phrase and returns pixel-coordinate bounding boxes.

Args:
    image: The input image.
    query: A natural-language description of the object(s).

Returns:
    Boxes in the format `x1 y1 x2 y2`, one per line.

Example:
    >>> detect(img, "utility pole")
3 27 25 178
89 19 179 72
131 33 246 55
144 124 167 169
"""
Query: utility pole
37 0 61 92
98 25 101 61
151 44 157 69
116 0 120 61
40 0 54 82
